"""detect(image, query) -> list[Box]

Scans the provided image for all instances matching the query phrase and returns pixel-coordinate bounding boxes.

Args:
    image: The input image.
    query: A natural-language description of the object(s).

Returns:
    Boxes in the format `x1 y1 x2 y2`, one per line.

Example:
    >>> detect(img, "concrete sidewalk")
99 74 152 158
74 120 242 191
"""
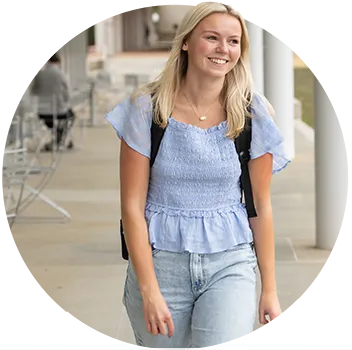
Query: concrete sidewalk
9 53 329 344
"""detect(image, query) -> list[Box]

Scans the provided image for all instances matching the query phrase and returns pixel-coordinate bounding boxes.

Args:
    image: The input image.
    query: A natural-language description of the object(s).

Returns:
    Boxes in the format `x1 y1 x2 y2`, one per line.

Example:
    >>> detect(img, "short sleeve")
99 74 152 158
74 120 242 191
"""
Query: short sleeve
105 94 152 158
250 93 291 173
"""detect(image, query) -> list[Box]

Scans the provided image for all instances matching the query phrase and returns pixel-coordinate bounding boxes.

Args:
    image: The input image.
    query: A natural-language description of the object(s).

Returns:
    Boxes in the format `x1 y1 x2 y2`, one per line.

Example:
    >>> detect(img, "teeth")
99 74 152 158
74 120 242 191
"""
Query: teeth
209 58 227 64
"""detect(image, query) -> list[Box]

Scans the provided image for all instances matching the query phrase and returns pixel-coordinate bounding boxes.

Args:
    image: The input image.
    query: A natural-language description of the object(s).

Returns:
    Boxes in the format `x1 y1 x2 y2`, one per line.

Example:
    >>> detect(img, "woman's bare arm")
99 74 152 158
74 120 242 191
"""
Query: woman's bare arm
248 153 276 293
120 138 158 295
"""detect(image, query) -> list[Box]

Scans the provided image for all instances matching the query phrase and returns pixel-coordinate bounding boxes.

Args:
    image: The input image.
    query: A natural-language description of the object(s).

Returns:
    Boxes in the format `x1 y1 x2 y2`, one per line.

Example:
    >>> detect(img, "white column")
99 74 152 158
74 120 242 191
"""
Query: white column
344 112 352 252
59 44 70 82
314 79 348 250
113 14 123 53
94 21 106 57
105 18 115 56
246 21 264 93
59 31 87 91
264 31 295 159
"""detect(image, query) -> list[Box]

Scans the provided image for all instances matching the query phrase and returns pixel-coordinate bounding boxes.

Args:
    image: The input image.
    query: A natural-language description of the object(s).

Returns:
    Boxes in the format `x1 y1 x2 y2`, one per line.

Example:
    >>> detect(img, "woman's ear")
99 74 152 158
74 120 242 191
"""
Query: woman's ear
182 42 188 51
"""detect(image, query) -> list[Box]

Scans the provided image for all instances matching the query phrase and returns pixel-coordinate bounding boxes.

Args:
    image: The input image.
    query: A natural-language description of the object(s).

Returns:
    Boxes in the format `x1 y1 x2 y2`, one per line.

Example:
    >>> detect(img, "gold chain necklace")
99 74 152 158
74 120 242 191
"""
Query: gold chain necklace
183 92 218 122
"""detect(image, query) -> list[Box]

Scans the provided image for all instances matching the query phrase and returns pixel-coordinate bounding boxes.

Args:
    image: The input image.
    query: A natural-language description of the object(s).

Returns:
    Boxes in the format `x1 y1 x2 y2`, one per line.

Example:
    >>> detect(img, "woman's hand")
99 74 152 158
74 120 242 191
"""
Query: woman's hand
259 290 282 324
142 289 175 337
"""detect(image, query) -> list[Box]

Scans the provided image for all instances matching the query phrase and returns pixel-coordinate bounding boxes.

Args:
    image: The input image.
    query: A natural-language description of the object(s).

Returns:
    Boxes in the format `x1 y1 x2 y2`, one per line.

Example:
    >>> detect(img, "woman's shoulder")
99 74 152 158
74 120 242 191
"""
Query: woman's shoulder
129 92 153 110
106 93 153 125
114 92 152 112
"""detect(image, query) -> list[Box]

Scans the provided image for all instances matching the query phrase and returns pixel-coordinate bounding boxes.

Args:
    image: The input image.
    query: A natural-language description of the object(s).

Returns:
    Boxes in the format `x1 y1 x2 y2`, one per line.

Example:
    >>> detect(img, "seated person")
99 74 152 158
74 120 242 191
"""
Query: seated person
31 53 75 150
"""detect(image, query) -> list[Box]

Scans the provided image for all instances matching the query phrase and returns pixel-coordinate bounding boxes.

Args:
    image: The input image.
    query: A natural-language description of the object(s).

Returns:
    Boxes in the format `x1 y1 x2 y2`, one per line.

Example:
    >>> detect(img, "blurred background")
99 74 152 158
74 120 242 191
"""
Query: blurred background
0 1 352 350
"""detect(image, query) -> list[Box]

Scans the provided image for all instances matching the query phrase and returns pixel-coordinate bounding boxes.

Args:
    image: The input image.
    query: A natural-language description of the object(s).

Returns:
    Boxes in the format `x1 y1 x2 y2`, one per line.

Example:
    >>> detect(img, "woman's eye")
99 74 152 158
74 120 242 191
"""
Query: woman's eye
230 39 239 45
207 36 217 40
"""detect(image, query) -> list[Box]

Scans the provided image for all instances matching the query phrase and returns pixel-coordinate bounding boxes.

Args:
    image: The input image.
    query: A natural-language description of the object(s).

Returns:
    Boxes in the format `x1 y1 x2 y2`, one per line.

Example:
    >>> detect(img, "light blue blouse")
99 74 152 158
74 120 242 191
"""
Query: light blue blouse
106 93 290 254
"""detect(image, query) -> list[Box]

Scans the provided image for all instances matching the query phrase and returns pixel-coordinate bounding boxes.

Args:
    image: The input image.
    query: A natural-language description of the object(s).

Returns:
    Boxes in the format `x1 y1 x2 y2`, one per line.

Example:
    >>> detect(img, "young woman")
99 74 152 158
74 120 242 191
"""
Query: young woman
106 2 290 347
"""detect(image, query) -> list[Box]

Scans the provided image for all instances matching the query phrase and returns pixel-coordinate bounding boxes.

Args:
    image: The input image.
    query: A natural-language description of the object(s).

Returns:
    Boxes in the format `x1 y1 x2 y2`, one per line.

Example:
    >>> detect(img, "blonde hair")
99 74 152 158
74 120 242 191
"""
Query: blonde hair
132 2 258 138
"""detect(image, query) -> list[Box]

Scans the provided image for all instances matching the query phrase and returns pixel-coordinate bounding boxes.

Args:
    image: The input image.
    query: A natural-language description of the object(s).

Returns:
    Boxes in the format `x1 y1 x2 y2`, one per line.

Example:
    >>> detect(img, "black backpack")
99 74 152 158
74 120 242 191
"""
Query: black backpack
120 109 257 261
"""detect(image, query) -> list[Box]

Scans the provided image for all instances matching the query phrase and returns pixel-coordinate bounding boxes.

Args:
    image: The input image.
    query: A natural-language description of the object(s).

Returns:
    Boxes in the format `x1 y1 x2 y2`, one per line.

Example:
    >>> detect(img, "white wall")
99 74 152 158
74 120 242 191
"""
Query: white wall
158 5 193 33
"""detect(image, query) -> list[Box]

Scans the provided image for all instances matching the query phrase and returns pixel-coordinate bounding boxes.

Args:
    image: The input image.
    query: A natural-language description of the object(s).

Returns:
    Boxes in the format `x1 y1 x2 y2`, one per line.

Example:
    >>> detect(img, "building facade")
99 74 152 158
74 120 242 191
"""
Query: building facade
94 6 193 54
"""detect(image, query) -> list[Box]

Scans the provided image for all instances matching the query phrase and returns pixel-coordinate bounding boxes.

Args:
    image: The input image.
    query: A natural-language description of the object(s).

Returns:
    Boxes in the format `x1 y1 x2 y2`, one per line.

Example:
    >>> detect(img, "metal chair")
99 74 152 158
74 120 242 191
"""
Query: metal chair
3 99 71 224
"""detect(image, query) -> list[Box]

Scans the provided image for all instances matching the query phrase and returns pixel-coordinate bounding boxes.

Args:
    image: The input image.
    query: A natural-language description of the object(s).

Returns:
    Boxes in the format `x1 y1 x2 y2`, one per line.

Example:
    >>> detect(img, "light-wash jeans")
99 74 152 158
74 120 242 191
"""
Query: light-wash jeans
123 243 257 348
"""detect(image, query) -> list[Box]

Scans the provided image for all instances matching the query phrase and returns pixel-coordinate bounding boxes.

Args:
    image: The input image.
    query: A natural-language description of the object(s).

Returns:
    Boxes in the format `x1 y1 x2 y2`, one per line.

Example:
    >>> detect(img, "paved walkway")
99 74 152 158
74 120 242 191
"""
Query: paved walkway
10 54 327 344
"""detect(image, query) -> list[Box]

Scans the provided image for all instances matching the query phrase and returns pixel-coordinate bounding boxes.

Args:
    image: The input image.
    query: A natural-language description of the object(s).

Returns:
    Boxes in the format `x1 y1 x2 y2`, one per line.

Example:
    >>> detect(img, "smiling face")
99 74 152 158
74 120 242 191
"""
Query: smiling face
182 13 243 79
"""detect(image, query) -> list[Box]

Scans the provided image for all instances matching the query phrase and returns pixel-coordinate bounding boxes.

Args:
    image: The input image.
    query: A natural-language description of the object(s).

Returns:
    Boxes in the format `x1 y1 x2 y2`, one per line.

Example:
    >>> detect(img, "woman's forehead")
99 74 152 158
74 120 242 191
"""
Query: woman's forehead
196 13 242 35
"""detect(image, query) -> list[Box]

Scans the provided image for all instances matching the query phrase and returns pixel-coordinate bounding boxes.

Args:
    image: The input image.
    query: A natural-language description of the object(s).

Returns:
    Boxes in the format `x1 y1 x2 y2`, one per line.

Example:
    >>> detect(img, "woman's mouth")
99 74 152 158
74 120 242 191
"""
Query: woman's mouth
208 57 228 65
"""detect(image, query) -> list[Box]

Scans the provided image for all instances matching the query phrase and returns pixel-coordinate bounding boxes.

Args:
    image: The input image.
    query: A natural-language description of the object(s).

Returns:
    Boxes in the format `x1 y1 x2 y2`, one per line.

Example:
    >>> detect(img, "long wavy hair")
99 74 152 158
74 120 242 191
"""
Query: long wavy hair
132 2 256 138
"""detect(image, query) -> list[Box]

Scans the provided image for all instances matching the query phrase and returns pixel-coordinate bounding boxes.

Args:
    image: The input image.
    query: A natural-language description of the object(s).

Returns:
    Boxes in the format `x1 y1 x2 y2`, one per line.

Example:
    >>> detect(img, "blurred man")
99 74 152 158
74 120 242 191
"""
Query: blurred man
32 53 75 150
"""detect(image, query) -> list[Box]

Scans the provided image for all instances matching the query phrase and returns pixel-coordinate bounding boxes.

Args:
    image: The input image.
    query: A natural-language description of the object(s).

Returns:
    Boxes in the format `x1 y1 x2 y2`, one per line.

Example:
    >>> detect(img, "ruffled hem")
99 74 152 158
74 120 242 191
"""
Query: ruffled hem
145 202 253 254
251 147 291 174
271 148 290 174
274 156 291 173
146 202 247 217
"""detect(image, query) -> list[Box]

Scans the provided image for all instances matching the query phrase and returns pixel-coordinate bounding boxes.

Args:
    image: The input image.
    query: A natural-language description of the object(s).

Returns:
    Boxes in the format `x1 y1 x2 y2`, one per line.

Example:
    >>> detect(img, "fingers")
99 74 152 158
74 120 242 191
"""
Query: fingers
143 295 174 337
146 321 152 334
259 309 269 325
166 316 175 338
146 315 174 337
150 321 159 336
157 320 168 336
260 309 281 324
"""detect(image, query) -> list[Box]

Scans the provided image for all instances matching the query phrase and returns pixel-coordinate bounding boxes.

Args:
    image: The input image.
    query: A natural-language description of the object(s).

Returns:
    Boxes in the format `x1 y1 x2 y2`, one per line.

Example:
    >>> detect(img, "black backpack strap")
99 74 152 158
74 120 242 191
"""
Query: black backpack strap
235 117 257 218
150 119 166 167
150 94 166 167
